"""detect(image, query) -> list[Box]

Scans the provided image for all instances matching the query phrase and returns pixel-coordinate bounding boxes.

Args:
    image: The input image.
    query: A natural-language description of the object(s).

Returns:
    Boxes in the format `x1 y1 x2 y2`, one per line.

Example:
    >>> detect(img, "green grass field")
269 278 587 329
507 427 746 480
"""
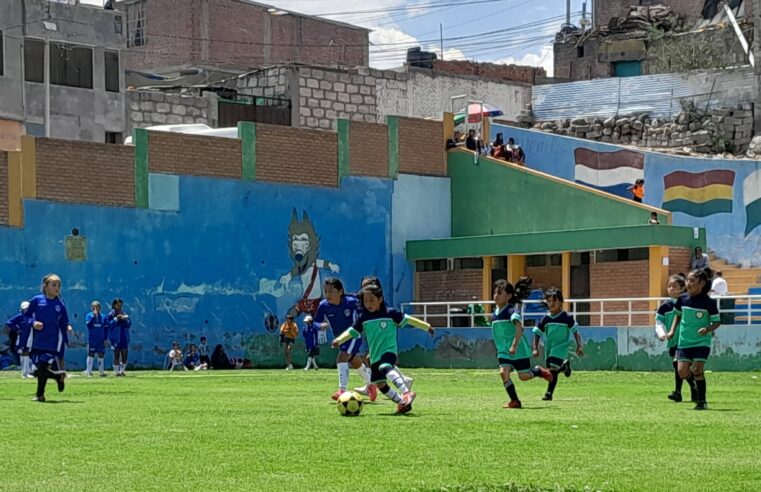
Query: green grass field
2 369 760 491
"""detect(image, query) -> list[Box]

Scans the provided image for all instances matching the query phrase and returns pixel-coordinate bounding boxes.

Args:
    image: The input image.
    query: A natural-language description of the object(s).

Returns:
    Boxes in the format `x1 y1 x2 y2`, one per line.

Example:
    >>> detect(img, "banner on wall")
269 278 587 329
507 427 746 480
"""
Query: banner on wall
662 170 735 217
574 148 645 197
744 170 761 236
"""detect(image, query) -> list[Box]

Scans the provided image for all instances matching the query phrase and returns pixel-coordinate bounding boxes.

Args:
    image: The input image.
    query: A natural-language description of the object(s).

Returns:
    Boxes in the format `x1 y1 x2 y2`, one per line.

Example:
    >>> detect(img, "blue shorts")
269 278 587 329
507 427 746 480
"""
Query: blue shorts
677 346 711 363
112 342 129 350
339 338 362 356
88 345 106 357
30 350 59 367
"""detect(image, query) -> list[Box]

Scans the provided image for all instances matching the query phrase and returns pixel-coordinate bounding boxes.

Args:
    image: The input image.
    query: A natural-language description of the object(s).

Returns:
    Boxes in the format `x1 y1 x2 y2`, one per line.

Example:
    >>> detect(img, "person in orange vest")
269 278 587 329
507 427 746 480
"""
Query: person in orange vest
279 314 299 370
628 179 645 203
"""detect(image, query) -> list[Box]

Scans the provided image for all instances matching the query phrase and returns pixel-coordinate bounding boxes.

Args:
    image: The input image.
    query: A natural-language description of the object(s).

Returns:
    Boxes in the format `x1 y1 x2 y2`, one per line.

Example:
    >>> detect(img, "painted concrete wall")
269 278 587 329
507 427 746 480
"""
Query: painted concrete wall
492 124 761 268
0 174 394 369
0 0 126 142
391 173 451 305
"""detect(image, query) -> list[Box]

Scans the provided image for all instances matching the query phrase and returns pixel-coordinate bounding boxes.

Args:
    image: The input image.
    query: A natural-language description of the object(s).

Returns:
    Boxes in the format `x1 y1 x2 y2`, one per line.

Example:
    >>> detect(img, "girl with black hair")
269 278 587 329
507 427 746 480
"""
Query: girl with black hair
655 274 696 403
667 269 720 410
107 298 132 376
491 280 552 409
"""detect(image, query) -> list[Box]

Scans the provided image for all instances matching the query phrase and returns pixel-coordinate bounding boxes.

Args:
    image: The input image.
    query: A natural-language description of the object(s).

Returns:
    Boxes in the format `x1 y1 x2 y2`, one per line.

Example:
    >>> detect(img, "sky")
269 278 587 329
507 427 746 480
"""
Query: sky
81 0 591 75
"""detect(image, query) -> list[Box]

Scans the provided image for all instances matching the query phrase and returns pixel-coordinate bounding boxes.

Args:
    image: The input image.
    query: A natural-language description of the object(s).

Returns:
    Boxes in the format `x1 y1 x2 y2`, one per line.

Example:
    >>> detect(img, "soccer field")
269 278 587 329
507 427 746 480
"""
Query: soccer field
2 370 760 491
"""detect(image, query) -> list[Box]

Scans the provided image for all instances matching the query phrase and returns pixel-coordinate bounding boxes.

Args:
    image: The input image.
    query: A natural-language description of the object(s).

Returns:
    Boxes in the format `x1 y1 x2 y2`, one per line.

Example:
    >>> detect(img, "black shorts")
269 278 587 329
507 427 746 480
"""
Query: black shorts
370 352 398 383
546 356 565 369
678 346 711 363
308 347 320 357
498 357 531 372
200 355 210 365
282 337 295 346
668 346 678 359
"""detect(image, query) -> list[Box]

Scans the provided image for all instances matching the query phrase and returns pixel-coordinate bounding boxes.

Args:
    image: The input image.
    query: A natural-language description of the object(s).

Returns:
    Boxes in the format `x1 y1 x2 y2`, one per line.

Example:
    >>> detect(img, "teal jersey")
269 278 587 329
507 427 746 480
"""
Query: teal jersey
491 304 530 359
656 298 680 349
533 311 578 360
675 293 720 349
350 307 406 364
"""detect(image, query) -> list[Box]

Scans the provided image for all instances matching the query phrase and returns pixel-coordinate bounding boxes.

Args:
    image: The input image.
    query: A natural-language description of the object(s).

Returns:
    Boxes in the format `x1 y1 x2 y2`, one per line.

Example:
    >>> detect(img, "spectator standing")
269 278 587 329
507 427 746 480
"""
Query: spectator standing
279 314 298 370
690 247 709 271
710 271 728 296
628 179 645 203
465 129 483 153
302 315 319 371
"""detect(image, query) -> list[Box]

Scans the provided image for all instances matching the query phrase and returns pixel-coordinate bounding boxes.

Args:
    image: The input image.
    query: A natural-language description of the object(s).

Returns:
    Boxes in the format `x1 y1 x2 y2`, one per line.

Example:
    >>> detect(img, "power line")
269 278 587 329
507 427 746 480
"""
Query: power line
318 0 511 17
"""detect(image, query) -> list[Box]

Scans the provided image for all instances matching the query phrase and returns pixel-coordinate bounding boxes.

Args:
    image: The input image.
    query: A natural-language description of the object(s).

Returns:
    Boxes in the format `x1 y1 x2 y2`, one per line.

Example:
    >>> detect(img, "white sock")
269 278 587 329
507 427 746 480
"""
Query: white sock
119 363 126 374
98 357 105 373
305 358 311 370
21 355 29 376
114 364 119 373
313 359 319 369
338 362 349 390
357 364 372 385
86 356 94 373
382 387 402 403
387 368 409 394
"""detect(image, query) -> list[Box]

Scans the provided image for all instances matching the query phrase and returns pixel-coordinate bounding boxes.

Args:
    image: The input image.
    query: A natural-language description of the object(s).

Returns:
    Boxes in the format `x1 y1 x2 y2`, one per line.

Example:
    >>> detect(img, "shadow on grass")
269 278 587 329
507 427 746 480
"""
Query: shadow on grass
40 400 86 404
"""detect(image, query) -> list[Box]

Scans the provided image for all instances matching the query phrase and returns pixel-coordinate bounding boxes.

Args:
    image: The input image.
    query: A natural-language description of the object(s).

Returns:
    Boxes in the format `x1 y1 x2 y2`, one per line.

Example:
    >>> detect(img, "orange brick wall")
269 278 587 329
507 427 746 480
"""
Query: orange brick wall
0 152 8 225
590 260 650 326
431 59 545 85
525 266 562 290
398 117 446 177
149 132 242 179
669 247 693 277
349 121 388 178
255 124 338 188
35 139 135 207
415 269 483 326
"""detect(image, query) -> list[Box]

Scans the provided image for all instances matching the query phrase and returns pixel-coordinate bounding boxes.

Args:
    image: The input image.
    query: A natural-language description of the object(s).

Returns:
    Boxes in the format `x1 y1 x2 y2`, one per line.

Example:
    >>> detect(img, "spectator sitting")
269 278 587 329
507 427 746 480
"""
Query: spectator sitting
184 343 208 371
446 131 463 150
690 247 709 271
465 129 484 153
504 138 525 165
210 344 243 370
710 270 728 296
490 133 505 159
649 212 660 225
167 341 186 371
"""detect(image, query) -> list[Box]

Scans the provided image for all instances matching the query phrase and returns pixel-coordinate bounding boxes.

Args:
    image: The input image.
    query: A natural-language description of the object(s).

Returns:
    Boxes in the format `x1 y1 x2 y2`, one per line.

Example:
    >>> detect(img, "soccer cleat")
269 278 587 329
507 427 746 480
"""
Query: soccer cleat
84 371 93 378
354 385 369 396
401 391 416 407
668 392 683 403
99 372 107 378
285 364 293 371
542 392 553 401
32 395 46 402
367 384 378 402
403 375 414 390
56 373 66 393
395 402 413 414
563 360 572 378
503 400 522 409
694 401 708 410
331 390 345 401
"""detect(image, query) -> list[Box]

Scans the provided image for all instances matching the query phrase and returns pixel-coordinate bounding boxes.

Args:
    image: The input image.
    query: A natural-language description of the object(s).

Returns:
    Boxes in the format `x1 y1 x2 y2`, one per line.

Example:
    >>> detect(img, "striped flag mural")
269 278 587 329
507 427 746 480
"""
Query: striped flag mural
662 170 735 217
744 170 761 236
574 148 645 197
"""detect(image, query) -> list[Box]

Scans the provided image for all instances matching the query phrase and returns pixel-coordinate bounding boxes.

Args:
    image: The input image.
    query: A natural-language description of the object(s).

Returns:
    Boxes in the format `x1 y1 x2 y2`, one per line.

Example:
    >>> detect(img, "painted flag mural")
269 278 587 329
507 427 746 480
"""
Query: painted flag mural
662 170 735 217
574 148 645 197
744 170 761 236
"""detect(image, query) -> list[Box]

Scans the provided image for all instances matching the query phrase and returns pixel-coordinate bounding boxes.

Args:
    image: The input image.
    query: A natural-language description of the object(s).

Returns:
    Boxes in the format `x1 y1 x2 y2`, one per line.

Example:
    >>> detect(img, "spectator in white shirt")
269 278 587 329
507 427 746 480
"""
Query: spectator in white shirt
710 271 728 296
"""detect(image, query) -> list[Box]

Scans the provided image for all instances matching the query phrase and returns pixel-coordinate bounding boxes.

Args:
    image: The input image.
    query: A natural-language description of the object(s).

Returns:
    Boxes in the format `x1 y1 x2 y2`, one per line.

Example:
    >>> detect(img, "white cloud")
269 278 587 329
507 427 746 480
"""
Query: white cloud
493 45 554 77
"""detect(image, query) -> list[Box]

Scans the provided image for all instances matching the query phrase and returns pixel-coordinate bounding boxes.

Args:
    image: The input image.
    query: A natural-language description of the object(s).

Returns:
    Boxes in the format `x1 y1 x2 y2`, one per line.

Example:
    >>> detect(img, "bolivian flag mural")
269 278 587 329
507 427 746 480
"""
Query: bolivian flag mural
662 170 735 217
744 170 761 236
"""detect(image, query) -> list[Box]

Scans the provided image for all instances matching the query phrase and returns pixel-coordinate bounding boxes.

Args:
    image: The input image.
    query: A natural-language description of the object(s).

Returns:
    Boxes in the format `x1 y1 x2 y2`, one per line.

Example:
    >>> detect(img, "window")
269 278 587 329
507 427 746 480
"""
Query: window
526 255 547 267
577 46 584 58
126 0 147 47
105 132 123 144
549 254 562 267
24 38 44 83
454 257 483 270
415 259 447 272
595 248 649 263
50 42 93 89
105 50 120 92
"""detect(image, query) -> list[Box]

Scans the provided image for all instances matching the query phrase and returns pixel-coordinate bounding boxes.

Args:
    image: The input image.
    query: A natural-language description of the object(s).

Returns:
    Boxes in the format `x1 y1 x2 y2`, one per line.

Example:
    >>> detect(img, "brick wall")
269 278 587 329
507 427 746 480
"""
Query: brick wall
0 152 8 224
416 269 483 327
255 124 337 187
669 247 693 277
398 117 445 176
590 260 650 326
35 139 135 207
148 132 242 179
431 60 545 85
349 121 388 178
525 266 562 290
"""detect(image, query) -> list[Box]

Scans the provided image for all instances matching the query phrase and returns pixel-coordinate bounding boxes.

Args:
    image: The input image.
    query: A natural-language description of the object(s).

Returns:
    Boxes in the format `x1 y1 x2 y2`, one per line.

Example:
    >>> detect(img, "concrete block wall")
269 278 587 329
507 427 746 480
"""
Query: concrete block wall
296 66 379 130
35 139 135 207
128 91 218 135
148 132 241 179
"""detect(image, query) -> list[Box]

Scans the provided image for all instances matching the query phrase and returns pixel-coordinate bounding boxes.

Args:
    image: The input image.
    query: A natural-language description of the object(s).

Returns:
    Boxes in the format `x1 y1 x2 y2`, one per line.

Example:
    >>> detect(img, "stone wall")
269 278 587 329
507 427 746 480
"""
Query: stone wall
531 103 755 154
127 91 219 136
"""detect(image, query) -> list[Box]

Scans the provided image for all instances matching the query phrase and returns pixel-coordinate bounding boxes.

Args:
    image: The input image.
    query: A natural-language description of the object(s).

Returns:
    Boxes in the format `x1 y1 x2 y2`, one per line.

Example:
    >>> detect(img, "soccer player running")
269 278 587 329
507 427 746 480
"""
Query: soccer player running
531 288 583 401
491 280 552 409
331 282 433 414
314 278 377 401
655 274 697 402
667 269 720 410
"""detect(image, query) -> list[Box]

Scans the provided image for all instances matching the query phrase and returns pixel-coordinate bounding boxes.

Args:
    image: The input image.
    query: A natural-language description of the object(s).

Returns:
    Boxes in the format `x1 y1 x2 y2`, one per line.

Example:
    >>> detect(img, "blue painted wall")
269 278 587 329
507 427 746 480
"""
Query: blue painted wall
492 124 761 269
0 175 395 369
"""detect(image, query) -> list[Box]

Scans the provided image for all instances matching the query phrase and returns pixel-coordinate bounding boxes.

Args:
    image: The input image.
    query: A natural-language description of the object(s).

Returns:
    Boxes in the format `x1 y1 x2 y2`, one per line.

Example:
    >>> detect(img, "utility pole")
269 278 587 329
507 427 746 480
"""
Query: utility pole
440 23 444 61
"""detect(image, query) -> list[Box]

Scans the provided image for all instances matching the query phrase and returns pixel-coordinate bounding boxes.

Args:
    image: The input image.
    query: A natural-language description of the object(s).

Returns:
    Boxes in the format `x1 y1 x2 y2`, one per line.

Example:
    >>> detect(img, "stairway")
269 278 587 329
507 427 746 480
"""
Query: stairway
709 254 761 324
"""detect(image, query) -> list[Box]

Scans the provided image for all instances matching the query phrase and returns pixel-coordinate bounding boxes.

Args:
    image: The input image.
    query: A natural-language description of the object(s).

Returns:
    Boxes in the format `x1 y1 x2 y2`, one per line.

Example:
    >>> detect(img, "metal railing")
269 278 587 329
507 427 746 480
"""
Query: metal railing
401 294 761 327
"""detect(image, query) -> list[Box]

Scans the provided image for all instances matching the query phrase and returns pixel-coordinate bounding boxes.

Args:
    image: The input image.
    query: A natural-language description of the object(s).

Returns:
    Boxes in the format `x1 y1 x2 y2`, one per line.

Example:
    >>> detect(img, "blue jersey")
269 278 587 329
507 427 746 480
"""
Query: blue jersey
108 310 132 348
26 294 69 354
302 322 319 350
6 312 33 352
86 312 108 348
314 296 359 337
184 351 200 366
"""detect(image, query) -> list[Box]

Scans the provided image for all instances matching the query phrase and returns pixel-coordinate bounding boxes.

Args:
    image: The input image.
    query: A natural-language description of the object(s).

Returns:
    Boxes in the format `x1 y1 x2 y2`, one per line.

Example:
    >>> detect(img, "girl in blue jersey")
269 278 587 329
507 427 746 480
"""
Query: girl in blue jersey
667 269 720 410
108 298 132 376
654 274 695 402
302 315 320 370
27 274 71 402
6 301 33 378
85 300 108 377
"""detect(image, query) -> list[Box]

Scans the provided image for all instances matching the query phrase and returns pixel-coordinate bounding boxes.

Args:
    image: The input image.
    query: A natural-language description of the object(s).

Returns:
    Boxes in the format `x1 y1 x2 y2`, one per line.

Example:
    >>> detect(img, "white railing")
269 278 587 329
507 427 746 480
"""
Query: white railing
400 294 761 327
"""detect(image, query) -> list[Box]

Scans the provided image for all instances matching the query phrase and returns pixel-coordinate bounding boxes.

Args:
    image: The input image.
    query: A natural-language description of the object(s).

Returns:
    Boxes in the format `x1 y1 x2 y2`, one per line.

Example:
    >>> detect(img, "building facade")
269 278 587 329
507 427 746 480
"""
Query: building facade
0 0 126 149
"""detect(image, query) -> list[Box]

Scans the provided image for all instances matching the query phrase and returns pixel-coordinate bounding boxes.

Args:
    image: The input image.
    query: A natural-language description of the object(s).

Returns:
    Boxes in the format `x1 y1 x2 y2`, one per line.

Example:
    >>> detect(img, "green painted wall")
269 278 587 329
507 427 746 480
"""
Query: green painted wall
449 150 669 237
238 122 256 181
